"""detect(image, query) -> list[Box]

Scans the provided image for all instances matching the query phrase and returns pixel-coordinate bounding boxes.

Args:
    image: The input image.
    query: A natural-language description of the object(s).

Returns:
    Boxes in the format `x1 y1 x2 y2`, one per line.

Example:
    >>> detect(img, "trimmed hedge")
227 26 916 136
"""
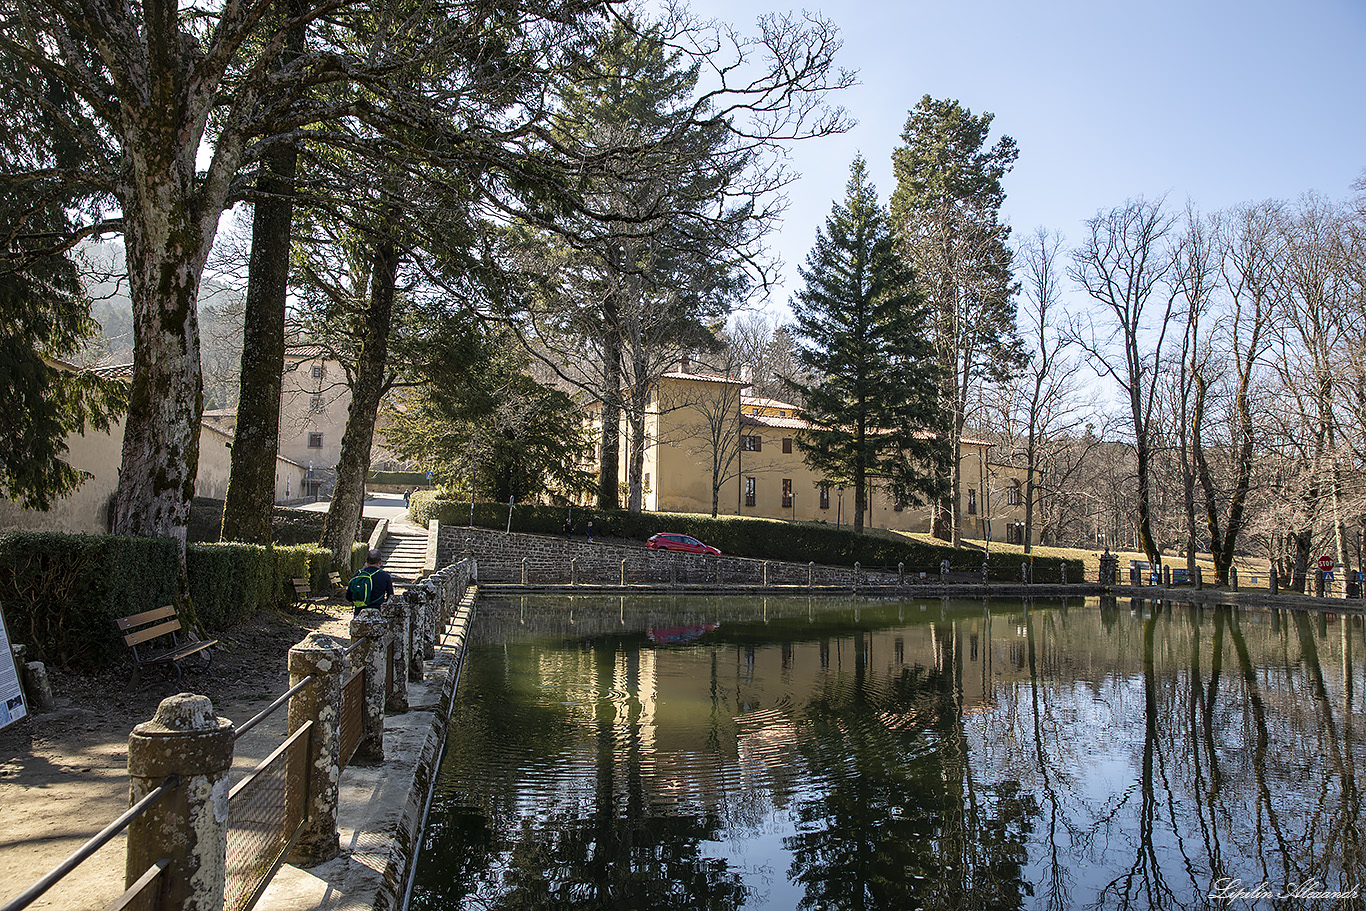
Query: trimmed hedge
0 531 332 668
409 493 1083 582
366 470 430 487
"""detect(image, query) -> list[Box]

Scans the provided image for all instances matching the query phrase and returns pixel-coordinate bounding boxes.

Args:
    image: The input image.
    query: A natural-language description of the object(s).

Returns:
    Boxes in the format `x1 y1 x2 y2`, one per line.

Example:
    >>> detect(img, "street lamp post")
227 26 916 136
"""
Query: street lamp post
791 490 797 523
836 485 845 530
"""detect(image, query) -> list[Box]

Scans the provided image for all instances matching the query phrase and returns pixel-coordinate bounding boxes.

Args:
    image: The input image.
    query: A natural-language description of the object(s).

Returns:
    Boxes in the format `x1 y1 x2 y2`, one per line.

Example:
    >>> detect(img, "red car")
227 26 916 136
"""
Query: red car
647 533 722 556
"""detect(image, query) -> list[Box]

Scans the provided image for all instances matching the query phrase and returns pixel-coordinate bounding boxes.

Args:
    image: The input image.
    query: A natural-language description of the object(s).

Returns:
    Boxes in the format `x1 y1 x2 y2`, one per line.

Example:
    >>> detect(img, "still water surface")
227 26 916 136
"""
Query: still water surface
409 595 1366 910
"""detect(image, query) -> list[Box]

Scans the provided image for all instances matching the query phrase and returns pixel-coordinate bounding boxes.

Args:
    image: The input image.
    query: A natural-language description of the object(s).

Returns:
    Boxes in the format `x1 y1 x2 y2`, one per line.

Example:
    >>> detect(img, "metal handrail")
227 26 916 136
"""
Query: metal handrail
343 634 370 657
234 674 315 742
0 775 179 911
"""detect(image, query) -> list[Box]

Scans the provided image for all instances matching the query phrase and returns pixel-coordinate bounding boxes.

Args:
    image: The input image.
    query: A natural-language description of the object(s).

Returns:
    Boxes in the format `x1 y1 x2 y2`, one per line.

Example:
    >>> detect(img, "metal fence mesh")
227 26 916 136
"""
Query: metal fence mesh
224 722 311 911
339 669 363 769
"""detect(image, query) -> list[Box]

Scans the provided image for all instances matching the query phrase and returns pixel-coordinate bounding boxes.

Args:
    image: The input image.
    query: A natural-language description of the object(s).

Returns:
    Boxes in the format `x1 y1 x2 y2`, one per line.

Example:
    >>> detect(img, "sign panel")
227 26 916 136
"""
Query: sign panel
0 607 28 731
1319 555 1335 573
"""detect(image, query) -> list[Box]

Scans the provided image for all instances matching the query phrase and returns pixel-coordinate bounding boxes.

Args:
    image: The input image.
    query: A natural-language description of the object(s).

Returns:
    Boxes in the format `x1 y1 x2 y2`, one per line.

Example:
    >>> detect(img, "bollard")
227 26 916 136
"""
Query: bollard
22 661 55 712
854 562 860 592
126 694 233 911
1061 563 1067 585
940 559 948 583
1230 566 1239 592
521 557 528 586
808 562 815 588
381 596 408 714
899 562 905 585
1195 565 1204 590
571 558 578 586
289 632 347 865
348 609 388 761
1269 565 1278 595
621 559 627 586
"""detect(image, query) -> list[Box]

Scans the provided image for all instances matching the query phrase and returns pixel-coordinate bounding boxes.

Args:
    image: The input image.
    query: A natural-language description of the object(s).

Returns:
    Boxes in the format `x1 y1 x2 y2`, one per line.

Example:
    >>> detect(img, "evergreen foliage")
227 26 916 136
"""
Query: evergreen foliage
789 157 946 533
890 96 1023 544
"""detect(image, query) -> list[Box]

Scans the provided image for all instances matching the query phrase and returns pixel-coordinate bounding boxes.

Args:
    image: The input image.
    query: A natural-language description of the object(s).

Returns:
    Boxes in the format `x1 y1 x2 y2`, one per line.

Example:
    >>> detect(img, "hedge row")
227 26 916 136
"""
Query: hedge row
0 532 332 668
366 470 430 487
410 493 1083 582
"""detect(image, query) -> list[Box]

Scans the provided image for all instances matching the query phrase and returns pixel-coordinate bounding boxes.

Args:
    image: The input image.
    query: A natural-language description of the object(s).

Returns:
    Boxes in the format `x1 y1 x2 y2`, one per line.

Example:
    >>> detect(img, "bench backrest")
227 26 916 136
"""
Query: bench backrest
115 605 182 648
291 577 311 593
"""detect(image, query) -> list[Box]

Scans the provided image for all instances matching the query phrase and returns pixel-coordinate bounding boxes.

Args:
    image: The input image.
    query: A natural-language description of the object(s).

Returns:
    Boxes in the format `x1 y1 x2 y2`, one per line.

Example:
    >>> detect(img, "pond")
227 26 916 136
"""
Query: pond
408 594 1366 911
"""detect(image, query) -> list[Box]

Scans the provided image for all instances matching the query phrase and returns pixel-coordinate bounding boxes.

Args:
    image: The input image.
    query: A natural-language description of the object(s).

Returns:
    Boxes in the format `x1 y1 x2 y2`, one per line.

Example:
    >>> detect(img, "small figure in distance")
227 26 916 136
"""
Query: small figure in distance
564 513 573 538
587 520 594 543
403 487 413 507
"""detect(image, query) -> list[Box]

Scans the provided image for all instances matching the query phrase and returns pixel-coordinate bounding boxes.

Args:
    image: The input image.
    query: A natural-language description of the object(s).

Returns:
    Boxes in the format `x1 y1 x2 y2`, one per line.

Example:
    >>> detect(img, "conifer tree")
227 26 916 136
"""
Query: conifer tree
789 157 945 534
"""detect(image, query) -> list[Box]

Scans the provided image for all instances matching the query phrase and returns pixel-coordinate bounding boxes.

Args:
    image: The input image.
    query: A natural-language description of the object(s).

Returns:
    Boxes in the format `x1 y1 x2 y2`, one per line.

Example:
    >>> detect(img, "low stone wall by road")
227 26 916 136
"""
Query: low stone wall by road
438 526 905 586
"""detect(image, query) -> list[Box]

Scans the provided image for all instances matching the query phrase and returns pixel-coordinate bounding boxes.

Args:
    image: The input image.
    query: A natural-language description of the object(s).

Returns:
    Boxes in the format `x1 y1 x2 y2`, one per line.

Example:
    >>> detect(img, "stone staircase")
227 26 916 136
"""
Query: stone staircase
378 528 428 587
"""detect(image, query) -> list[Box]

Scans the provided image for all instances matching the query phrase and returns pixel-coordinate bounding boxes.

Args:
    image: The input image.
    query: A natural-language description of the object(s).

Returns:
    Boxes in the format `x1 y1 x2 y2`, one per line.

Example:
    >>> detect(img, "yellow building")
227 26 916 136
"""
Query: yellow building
592 365 1035 543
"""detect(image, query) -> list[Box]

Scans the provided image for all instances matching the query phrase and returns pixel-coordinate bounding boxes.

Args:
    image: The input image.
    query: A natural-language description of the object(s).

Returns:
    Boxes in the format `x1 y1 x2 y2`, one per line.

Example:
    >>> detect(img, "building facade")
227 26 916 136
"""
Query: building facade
590 367 1036 543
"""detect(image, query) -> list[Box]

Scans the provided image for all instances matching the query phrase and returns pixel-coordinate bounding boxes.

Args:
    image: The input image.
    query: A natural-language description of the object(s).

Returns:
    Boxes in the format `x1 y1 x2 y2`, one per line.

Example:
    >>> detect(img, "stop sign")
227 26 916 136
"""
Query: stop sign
1320 555 1335 573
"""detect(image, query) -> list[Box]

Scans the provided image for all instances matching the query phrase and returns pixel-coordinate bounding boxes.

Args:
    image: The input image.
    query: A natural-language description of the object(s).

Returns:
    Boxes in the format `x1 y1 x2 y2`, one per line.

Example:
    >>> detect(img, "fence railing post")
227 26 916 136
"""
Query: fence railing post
621 559 627 587
381 596 409 714
763 561 770 588
407 592 424 682
853 562 860 592
521 557 528 586
809 562 815 588
126 694 234 911
288 633 347 866
899 562 905 585
349 609 388 761
571 557 578 586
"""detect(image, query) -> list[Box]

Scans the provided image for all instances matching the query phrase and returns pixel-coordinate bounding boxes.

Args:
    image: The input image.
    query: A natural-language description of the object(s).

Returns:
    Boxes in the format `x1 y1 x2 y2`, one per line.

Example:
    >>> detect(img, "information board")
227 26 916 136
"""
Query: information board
0 606 28 730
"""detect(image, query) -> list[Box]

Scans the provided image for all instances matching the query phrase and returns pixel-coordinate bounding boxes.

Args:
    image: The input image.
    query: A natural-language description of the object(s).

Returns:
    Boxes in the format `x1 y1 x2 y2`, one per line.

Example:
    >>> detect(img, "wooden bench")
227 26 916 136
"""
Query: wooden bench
328 571 344 589
291 577 330 607
115 606 217 688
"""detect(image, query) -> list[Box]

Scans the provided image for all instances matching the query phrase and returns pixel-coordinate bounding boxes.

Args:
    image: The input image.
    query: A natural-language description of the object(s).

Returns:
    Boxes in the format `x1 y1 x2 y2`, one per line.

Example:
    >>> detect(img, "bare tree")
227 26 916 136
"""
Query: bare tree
1069 197 1179 567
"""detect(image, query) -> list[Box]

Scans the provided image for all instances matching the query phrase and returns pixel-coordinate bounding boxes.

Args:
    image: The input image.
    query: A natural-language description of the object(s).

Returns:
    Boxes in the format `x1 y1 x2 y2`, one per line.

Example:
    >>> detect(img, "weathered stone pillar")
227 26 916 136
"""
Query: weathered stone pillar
853 562 860 592
1269 565 1278 594
348 610 387 761
407 591 424 682
1230 566 1239 592
288 633 346 865
382 596 409 714
1163 565 1171 587
126 694 233 911
1195 565 1204 590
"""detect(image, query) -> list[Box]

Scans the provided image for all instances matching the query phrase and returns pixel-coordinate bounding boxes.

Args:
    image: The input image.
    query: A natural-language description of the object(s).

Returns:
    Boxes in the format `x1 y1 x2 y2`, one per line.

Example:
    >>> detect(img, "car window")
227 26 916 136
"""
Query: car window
682 536 700 546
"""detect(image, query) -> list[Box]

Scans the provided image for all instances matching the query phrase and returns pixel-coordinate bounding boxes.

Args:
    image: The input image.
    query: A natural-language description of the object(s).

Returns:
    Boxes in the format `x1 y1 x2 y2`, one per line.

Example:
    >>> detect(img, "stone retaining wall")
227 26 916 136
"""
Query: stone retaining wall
439 526 907 586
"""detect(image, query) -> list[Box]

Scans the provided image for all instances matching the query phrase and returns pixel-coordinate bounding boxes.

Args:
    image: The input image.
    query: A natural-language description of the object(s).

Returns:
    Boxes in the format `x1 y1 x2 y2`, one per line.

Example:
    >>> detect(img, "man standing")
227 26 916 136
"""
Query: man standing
348 549 395 609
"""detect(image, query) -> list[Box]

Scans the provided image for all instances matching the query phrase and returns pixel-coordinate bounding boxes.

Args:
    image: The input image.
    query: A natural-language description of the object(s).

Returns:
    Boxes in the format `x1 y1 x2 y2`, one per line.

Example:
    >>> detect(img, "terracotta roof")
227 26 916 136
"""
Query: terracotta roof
661 371 747 386
741 413 811 430
285 344 328 359
91 361 134 379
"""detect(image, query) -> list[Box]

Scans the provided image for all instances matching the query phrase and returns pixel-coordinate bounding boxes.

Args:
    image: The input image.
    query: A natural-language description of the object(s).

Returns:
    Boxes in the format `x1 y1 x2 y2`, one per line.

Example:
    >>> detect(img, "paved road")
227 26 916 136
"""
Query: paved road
296 492 419 527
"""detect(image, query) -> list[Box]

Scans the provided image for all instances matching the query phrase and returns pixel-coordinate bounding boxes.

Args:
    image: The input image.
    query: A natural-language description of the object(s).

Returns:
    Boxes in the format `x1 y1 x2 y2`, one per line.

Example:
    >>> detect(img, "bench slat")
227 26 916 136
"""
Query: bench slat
124 618 182 647
115 605 178 631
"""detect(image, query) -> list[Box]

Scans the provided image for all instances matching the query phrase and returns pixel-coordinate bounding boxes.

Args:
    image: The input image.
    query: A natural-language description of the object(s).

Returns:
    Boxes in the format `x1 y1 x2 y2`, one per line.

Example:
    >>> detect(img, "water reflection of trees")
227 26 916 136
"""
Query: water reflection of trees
415 597 1366 911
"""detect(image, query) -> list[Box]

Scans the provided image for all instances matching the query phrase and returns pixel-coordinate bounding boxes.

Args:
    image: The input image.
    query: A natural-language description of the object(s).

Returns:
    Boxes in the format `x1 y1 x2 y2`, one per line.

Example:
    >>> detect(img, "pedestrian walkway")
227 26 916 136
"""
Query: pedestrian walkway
378 529 427 585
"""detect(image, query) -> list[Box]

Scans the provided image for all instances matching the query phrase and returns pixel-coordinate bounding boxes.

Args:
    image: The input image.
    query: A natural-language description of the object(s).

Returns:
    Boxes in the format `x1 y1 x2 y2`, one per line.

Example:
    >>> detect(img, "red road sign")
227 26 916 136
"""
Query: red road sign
1319 555 1335 573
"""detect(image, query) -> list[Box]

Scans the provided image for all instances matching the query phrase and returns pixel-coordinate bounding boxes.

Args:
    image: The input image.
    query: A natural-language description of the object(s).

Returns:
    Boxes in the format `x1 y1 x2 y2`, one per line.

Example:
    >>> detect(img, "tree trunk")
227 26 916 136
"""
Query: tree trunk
321 239 397 573
626 409 646 513
597 292 623 510
220 140 298 542
220 10 304 544
113 186 211 553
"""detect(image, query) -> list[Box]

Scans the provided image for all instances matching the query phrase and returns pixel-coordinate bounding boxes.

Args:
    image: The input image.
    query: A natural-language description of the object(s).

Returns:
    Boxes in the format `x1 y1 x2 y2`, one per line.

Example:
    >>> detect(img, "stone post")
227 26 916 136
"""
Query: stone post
126 694 233 911
407 592 424 682
1061 562 1068 585
521 557 528 586
571 558 578 586
288 633 346 865
348 609 387 761
1195 565 1204 590
809 562 815 588
763 562 769 587
1269 564 1279 594
1163 565 1171 587
898 562 905 585
1230 566 1239 592
421 580 439 659
381 596 409 714
853 562 860 592
621 559 627 586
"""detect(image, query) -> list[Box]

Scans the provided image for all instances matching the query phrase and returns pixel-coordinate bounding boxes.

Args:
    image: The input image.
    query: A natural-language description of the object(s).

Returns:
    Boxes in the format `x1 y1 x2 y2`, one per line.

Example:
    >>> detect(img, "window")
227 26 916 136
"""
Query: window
307 432 323 449
782 437 793 454
819 484 830 510
782 479 793 508
309 394 323 412
967 488 977 515
311 365 324 380
745 477 756 507
742 435 762 452
1007 481 1022 506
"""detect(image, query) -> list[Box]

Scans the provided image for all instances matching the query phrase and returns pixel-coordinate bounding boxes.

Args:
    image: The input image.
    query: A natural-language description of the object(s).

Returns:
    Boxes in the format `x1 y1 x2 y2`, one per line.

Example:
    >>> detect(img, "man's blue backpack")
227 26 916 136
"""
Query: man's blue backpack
348 568 377 608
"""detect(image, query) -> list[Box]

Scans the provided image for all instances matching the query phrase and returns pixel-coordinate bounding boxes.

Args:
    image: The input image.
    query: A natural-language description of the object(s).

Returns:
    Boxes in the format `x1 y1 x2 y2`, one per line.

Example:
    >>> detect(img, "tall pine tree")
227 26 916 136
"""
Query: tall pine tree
789 157 945 534
890 96 1022 546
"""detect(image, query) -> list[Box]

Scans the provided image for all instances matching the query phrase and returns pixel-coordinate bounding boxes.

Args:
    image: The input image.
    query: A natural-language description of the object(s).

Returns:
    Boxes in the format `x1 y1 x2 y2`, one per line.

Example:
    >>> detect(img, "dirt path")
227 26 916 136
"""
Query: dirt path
0 601 353 911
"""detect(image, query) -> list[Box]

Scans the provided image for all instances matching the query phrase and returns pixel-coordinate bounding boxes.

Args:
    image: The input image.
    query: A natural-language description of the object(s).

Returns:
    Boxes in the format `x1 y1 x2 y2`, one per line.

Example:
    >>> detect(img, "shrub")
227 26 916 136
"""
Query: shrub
188 497 378 545
0 531 333 668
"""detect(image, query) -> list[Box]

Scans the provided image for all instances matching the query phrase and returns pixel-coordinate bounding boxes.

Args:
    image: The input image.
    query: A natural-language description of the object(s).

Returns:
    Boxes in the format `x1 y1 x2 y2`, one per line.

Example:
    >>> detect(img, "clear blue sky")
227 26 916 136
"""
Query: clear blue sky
681 0 1366 318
